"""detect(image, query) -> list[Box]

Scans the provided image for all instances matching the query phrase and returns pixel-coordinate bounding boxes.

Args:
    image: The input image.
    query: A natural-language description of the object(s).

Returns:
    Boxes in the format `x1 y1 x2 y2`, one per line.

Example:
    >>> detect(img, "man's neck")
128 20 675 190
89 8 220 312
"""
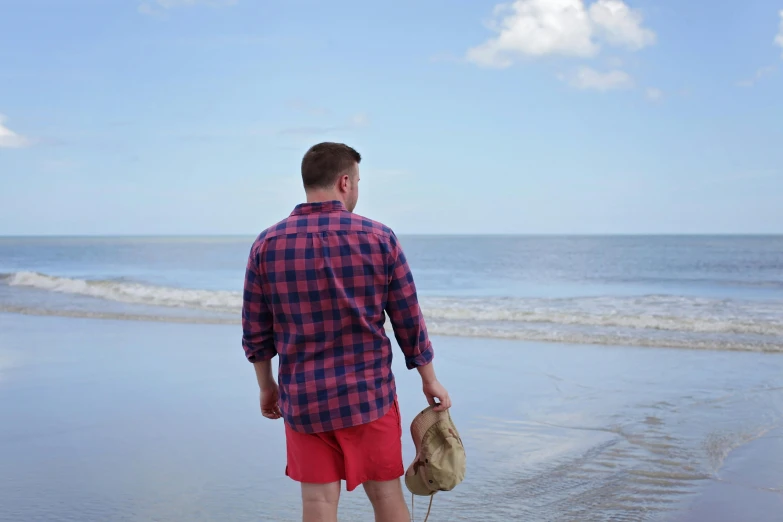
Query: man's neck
306 190 344 205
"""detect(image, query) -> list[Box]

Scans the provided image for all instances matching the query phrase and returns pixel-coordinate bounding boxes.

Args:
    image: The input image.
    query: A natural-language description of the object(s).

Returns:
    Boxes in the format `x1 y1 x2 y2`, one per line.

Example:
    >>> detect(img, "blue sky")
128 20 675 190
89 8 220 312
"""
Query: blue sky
1 0 782 235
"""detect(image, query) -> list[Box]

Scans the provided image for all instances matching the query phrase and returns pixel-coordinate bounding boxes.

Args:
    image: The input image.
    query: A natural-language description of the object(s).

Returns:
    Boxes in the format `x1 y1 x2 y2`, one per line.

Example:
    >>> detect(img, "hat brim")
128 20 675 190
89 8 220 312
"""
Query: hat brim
405 458 436 496
410 407 447 445
404 406 451 497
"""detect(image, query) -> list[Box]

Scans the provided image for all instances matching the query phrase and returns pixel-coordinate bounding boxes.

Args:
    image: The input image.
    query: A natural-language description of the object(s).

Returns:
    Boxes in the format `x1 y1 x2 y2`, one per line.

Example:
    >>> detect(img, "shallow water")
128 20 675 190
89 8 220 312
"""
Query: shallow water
2 314 781 521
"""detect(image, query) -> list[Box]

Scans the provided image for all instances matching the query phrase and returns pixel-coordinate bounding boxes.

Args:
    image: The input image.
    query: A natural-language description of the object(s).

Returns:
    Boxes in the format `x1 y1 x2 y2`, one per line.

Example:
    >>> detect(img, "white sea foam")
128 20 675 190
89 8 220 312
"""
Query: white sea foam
422 321 783 353
419 296 783 337
3 271 783 352
4 271 241 311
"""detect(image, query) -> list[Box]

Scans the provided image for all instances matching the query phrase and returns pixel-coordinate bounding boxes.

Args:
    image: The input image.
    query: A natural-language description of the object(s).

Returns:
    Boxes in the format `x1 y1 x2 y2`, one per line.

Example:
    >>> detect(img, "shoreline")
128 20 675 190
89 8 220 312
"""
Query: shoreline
681 427 783 521
1 307 782 355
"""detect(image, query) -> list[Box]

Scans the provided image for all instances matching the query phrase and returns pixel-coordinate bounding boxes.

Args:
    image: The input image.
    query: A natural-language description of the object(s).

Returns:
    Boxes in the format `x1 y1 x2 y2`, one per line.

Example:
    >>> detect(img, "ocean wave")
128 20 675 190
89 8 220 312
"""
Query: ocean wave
3 271 783 351
423 321 783 353
2 305 781 353
420 296 783 337
3 271 241 311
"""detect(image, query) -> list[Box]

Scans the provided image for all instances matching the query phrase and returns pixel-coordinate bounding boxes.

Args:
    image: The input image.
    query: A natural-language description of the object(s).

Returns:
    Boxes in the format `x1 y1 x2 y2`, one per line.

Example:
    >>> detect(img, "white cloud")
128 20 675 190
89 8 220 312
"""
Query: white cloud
467 0 655 68
737 65 777 87
564 67 634 91
350 113 369 128
646 87 663 101
776 10 783 55
138 0 237 16
0 114 32 149
588 0 656 50
467 0 597 66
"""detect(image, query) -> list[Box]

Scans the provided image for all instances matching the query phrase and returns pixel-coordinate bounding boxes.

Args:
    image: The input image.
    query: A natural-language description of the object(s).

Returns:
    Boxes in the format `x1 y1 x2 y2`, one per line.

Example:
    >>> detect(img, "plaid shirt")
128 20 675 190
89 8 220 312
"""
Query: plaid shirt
242 200 434 434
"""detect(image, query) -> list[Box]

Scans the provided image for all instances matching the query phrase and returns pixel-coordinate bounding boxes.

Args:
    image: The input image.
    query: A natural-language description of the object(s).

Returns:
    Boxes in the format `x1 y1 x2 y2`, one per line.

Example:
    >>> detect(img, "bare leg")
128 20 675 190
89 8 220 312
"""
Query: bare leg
363 479 411 522
301 481 341 522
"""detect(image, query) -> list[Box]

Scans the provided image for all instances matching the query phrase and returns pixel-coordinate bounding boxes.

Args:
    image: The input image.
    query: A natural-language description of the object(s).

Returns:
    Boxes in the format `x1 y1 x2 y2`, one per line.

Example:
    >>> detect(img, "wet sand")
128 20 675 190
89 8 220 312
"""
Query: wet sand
681 427 783 521
1 313 782 521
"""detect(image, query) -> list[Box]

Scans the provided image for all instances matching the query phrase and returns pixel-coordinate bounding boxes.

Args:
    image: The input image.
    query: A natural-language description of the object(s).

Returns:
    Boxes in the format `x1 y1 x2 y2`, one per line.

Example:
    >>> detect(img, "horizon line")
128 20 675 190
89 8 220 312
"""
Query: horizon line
2 233 783 239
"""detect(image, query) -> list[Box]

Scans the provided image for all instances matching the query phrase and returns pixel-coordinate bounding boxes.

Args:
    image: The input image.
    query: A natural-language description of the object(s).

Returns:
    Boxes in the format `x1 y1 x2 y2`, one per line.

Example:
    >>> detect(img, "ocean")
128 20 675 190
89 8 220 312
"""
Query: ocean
1 235 782 521
1 235 782 352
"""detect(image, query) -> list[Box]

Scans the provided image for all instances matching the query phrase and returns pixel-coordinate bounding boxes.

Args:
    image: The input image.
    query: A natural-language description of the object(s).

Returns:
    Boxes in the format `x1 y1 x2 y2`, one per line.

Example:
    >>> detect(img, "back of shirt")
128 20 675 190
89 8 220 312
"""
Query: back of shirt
241 200 434 434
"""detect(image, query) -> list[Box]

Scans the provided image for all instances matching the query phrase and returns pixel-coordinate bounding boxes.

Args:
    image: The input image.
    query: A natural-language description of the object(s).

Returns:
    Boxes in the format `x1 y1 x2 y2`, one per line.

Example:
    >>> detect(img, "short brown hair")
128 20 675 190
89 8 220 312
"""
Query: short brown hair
301 142 361 189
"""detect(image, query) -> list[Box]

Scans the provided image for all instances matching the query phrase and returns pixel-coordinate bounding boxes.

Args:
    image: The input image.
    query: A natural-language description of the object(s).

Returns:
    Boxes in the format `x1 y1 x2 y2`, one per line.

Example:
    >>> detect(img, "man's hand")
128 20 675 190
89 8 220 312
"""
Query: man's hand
254 360 281 420
260 384 282 420
416 362 451 412
423 379 451 412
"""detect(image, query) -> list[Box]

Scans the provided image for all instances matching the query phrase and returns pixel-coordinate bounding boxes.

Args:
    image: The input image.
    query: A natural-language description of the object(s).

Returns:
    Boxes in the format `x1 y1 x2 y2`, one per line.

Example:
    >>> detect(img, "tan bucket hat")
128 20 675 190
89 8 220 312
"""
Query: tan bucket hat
404 406 466 497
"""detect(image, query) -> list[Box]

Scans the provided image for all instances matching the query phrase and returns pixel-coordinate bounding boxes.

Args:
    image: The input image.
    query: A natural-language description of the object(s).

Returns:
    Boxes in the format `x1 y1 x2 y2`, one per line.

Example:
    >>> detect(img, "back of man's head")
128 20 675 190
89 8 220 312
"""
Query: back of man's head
301 142 361 190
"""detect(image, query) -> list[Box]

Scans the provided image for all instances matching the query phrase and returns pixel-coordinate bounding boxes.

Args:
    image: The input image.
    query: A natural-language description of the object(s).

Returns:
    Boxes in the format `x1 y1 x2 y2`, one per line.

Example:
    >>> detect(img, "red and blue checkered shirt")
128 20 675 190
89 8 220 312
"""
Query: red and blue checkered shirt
241 200 434 434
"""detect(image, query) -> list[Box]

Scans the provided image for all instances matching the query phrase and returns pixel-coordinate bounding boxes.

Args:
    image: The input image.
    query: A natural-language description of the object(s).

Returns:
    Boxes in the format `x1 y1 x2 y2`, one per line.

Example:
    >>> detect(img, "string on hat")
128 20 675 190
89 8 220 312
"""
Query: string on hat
411 493 434 522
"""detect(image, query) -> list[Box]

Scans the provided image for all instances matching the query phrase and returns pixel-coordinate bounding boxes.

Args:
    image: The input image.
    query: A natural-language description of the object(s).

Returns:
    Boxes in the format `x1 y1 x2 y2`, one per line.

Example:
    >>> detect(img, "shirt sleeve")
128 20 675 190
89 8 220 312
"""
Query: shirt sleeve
385 232 434 370
241 245 277 363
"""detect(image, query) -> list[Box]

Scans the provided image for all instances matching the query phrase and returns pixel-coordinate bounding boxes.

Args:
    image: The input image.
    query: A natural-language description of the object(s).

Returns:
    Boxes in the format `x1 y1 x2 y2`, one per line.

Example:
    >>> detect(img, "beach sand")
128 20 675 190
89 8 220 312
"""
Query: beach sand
680 427 783 521
1 313 781 521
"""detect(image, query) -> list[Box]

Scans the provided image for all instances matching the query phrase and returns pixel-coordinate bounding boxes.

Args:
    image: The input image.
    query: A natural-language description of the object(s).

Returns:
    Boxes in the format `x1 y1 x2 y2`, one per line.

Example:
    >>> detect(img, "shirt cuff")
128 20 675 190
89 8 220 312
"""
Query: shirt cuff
404 342 434 370
244 342 277 363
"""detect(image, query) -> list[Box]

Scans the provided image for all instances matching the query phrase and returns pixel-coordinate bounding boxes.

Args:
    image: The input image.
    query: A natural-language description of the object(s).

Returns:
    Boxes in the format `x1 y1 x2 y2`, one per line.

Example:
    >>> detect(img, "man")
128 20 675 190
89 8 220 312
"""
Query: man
241 142 451 522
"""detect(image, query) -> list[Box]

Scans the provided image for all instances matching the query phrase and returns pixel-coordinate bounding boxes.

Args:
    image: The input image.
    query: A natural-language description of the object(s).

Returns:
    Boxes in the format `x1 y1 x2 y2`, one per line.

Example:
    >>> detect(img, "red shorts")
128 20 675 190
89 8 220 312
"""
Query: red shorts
285 400 404 491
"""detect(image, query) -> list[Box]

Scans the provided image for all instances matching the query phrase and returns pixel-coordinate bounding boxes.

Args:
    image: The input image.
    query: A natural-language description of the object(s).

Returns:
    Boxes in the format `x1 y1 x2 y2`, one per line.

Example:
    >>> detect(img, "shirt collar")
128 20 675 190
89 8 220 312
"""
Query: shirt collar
290 200 347 216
